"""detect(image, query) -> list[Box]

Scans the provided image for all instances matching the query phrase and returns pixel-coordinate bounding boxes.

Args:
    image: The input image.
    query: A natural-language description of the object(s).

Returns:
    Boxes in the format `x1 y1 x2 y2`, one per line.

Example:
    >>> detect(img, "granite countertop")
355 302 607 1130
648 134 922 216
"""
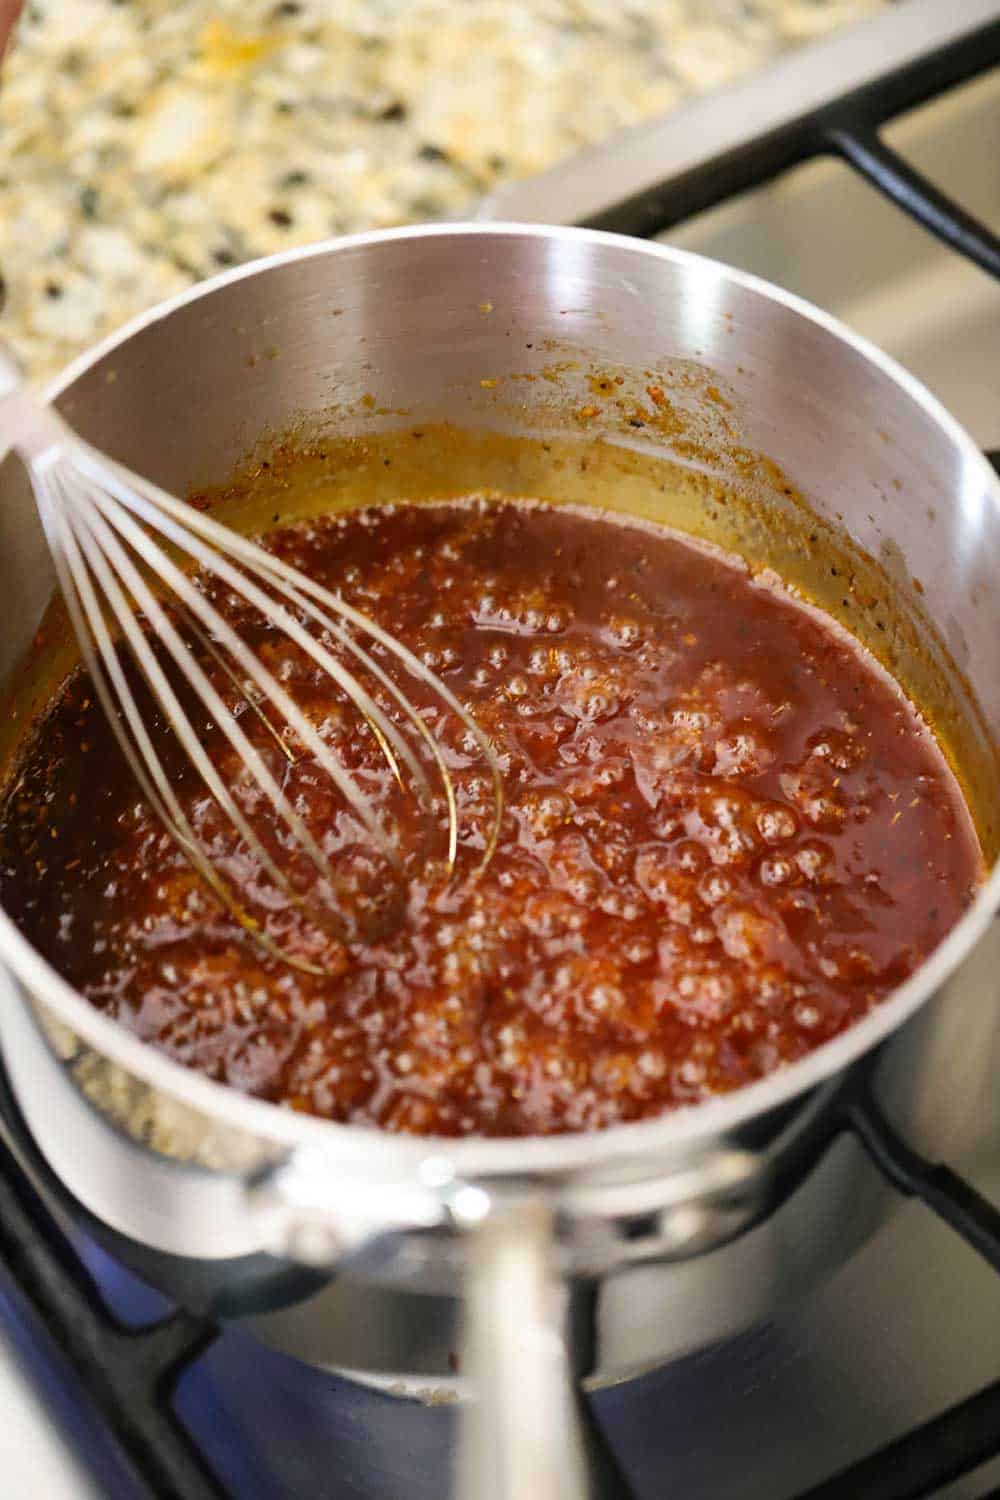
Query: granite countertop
0 0 884 382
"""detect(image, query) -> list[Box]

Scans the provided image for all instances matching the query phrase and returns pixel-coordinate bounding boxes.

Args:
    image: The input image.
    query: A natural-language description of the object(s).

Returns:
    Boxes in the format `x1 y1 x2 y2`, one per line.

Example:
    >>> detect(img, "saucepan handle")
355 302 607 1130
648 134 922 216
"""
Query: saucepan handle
251 1145 765 1498
456 1196 592 1500
250 1158 624 1499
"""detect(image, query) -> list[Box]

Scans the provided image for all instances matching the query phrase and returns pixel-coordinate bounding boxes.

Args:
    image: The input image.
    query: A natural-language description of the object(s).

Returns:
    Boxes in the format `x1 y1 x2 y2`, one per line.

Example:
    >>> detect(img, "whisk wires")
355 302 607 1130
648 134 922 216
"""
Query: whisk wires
29 439 503 973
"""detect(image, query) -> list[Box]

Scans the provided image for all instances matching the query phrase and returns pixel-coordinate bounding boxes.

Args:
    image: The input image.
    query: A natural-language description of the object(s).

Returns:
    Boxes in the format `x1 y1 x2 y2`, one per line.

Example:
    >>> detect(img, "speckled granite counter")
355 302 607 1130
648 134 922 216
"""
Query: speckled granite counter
0 0 883 381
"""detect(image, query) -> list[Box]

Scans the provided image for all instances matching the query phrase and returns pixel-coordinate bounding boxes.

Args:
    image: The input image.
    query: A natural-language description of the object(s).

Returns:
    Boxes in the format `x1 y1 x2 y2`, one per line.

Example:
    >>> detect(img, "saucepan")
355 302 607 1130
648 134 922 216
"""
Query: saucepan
1 224 999 1498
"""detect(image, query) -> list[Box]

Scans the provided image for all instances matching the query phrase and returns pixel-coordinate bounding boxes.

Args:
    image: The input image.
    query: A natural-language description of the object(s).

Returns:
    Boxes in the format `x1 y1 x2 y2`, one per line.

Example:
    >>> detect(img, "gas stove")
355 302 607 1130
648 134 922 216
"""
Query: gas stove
3 3 1000 1497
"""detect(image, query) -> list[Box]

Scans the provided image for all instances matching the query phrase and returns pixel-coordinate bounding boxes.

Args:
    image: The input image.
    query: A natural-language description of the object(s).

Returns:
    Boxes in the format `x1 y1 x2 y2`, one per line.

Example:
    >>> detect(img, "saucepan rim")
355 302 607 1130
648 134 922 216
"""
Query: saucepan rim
1 221 998 1180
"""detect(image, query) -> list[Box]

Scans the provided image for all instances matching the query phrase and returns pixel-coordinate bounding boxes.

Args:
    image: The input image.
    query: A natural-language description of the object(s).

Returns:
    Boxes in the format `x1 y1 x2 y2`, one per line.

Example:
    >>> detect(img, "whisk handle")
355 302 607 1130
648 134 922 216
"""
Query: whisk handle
0 340 20 403
0 339 69 465
0 342 23 467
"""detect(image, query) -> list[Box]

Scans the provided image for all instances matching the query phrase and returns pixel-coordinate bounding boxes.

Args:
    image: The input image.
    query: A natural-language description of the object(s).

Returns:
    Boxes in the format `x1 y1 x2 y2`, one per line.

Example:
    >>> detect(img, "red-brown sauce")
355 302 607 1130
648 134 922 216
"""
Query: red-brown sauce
0 499 983 1135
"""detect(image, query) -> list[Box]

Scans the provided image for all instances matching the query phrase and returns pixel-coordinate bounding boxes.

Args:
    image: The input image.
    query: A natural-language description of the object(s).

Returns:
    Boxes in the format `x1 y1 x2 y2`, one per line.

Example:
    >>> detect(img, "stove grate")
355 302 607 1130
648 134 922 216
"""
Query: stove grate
583 9 1000 268
0 1127 224 1500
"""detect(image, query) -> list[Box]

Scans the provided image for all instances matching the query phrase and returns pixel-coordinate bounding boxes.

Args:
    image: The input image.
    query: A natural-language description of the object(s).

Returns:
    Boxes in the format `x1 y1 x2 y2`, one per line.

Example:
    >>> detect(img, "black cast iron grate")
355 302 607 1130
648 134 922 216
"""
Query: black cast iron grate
0 1117 225 1500
1 16 999 1500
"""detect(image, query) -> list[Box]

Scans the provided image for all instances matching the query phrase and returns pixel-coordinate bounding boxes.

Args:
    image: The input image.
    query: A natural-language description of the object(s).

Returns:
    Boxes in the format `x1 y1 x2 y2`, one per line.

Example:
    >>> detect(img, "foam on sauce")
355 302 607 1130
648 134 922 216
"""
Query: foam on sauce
0 499 983 1135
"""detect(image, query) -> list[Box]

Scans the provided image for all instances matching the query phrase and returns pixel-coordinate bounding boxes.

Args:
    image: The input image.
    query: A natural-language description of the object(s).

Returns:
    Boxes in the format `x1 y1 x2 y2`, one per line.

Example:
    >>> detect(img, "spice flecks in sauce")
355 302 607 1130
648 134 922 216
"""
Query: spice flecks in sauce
0 500 982 1135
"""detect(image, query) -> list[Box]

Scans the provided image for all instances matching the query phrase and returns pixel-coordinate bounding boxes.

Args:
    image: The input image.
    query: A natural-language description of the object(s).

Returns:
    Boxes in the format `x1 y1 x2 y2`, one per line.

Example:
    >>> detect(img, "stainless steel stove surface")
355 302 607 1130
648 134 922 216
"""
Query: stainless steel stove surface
1 6 1000 1499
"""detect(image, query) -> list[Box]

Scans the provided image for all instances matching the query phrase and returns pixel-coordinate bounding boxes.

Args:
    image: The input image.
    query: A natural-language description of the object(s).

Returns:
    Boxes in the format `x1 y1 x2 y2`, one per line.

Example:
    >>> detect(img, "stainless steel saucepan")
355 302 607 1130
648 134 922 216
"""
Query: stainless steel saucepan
1 224 999 1498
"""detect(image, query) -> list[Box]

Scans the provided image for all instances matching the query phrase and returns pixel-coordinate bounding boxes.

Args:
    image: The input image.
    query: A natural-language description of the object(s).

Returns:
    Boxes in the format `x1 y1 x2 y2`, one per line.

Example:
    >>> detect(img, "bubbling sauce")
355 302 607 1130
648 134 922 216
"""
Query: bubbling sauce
0 500 983 1135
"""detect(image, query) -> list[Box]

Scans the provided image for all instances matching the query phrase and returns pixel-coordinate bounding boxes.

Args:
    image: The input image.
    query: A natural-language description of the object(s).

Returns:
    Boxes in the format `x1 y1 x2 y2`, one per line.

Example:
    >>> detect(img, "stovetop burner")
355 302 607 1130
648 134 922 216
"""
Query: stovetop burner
2 5 1000 1497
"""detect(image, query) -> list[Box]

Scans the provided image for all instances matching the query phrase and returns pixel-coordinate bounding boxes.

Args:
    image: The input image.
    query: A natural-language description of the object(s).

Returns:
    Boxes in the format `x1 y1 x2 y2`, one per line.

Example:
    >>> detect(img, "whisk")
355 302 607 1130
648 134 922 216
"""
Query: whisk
0 344 503 971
